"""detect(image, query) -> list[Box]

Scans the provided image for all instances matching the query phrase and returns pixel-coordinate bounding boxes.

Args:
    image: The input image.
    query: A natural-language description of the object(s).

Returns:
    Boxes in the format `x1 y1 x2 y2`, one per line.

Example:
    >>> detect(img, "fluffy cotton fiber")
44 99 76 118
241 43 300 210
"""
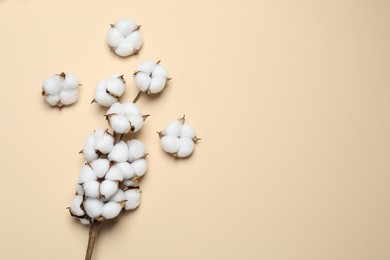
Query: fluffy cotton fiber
107 19 143 57
134 60 170 94
42 72 80 108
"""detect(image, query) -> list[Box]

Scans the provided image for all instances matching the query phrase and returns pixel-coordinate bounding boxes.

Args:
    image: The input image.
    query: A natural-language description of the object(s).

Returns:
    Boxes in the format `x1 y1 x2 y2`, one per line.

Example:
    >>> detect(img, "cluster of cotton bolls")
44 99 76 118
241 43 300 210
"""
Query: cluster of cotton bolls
70 129 147 223
42 72 80 109
134 60 170 94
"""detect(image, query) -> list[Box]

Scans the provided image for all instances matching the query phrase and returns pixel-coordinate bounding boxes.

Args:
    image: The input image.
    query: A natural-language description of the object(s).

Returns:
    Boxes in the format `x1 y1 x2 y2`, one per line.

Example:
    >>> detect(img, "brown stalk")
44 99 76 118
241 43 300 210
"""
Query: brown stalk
85 220 102 260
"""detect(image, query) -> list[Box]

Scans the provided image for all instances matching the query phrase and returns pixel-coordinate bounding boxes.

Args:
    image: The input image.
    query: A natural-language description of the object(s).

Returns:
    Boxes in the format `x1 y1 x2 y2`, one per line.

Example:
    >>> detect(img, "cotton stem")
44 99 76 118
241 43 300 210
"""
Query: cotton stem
85 220 101 260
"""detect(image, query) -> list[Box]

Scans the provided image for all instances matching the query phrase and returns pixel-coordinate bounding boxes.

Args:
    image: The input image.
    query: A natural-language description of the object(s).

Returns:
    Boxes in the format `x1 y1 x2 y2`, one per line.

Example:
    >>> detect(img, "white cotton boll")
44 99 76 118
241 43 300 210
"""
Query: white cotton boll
108 141 129 162
84 198 104 218
43 76 62 95
127 114 143 132
71 195 85 216
181 123 196 138
79 218 90 225
107 102 125 115
91 159 110 178
127 139 145 162
177 137 195 158
152 65 169 78
79 165 97 183
106 77 125 97
115 19 137 37
63 73 79 89
123 102 141 115
76 183 84 196
45 94 60 106
100 180 118 199
132 159 147 177
95 80 117 107
110 115 130 134
115 40 135 56
84 147 98 162
93 129 105 139
127 31 143 50
110 189 126 202
83 180 100 198
95 134 114 154
116 162 135 179
160 136 180 154
105 165 124 181
107 28 124 48
134 72 151 92
164 120 183 137
137 60 156 75
125 189 141 210
123 179 139 187
148 76 166 94
59 89 78 105
102 202 122 219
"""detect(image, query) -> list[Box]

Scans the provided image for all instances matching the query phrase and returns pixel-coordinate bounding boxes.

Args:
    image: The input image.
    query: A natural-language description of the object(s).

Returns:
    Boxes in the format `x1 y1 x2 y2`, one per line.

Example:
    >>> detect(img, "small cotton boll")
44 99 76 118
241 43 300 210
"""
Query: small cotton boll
76 184 84 196
59 89 78 105
108 141 129 162
102 202 122 219
71 195 85 216
93 129 105 140
132 159 147 177
110 189 126 202
177 137 195 158
152 65 169 78
79 218 90 225
79 165 97 183
127 139 145 162
105 165 124 181
137 60 157 75
45 94 60 106
123 179 139 187
106 77 125 97
125 189 141 210
160 136 180 154
134 72 152 92
94 134 114 154
91 159 110 178
127 31 143 50
95 81 117 107
100 180 118 199
181 123 196 138
115 40 135 57
84 198 104 218
110 115 130 134
127 114 143 132
107 102 125 115
43 76 62 95
164 120 183 137
123 102 141 115
115 19 137 37
116 162 135 179
107 28 124 48
83 180 101 198
63 73 79 89
148 76 166 94
84 147 98 162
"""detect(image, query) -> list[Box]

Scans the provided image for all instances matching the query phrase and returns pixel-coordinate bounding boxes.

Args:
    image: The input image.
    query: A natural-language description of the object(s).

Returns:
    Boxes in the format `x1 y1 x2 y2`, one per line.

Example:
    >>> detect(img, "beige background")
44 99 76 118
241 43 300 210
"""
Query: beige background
0 0 389 259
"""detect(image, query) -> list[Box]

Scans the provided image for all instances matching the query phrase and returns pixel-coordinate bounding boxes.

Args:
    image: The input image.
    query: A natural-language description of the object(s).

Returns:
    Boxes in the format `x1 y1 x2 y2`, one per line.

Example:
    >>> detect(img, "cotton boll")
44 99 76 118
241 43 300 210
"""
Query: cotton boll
127 139 145 162
70 195 85 216
95 81 117 107
108 141 129 162
123 102 141 115
148 76 166 94
106 77 125 97
181 123 196 138
134 72 151 92
84 147 98 162
115 19 137 37
76 184 84 196
116 162 135 179
152 65 169 78
59 89 78 105
127 30 143 50
83 180 100 198
160 136 180 154
123 179 139 187
127 114 143 132
84 198 104 218
110 115 130 134
107 28 124 48
110 189 126 202
132 159 147 177
95 134 114 154
125 189 141 210
137 60 156 75
43 76 62 95
93 129 105 140
105 165 124 181
79 218 90 225
79 165 97 183
177 137 195 158
107 102 125 115
45 94 60 106
102 202 122 219
100 180 118 199
91 159 110 178
164 120 182 137
63 73 79 89
115 41 135 57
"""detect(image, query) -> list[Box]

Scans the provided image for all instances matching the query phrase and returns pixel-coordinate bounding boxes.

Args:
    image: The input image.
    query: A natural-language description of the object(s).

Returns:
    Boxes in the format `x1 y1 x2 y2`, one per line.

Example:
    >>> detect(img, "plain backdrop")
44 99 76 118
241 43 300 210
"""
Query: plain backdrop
0 0 389 259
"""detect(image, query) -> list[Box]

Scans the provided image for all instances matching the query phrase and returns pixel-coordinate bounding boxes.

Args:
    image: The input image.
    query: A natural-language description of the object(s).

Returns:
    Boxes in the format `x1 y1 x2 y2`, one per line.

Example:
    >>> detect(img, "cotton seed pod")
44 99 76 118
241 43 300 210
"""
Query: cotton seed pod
107 18 143 57
123 179 139 188
94 75 126 107
100 180 118 199
110 189 126 202
105 165 124 181
106 102 144 134
127 139 145 162
83 180 101 198
70 195 85 217
42 72 80 108
84 198 104 219
102 202 123 219
134 60 170 94
108 141 129 162
76 184 84 196
116 162 136 179
79 164 97 183
132 159 147 177
79 218 90 225
91 159 110 178
83 129 115 161
125 189 141 210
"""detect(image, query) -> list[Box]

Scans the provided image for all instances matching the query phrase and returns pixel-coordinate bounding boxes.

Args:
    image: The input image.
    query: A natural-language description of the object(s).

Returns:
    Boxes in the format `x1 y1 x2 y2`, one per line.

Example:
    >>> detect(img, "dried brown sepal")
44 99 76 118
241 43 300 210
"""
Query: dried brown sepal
178 115 185 124
193 136 201 143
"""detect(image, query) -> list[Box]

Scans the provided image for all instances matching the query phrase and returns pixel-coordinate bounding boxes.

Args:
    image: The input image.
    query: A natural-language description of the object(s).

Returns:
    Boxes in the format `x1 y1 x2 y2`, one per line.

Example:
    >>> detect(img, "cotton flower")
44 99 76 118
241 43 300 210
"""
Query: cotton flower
82 129 115 161
42 72 80 108
106 102 145 134
159 116 200 158
134 60 170 94
93 75 126 107
107 18 143 57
